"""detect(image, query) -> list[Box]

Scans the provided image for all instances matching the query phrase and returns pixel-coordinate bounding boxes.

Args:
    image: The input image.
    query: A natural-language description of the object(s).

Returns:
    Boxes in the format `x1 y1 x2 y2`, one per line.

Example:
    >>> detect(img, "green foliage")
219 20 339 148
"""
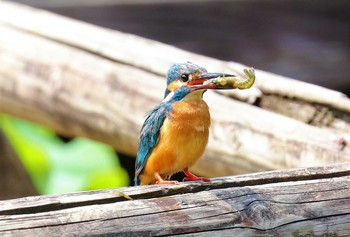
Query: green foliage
1 115 129 194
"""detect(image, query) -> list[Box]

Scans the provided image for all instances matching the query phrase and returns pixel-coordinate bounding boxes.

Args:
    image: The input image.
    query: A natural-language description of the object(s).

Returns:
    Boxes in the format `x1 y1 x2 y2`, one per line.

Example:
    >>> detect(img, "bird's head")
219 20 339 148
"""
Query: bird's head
164 62 235 98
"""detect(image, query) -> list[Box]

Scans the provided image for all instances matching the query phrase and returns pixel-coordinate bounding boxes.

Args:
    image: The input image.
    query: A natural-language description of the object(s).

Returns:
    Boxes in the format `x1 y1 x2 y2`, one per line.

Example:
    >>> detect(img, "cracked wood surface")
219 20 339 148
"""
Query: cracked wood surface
0 1 350 177
0 163 349 236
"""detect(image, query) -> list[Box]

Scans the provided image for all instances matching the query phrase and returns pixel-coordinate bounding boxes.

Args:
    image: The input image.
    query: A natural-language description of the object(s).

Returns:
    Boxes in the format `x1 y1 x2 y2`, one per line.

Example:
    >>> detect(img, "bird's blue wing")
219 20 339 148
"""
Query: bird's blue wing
134 87 190 185
134 104 169 185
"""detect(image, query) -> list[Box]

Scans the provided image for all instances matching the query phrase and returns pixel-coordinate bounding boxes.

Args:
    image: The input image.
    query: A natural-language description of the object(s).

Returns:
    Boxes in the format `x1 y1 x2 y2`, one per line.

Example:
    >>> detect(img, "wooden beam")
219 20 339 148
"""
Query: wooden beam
0 1 349 177
0 163 349 236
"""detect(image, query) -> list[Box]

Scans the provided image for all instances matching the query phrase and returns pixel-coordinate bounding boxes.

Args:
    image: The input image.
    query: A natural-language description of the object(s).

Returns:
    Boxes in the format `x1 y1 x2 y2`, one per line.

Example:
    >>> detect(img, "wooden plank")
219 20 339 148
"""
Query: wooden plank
0 163 349 236
1 162 349 214
0 1 349 177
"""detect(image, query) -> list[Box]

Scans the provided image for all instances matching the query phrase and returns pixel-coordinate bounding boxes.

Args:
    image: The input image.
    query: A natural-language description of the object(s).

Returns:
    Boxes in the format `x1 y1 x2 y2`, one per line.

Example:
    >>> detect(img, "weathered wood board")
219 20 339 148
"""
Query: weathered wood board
0 163 349 236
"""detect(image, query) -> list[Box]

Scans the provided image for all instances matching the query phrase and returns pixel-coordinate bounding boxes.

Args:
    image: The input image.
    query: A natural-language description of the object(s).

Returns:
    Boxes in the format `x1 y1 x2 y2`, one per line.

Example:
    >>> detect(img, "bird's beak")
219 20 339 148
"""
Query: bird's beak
187 72 236 89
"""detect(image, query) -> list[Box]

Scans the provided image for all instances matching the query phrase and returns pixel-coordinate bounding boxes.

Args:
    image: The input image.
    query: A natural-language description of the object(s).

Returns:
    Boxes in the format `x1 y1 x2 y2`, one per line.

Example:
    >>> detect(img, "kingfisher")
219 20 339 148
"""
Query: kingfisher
134 62 236 185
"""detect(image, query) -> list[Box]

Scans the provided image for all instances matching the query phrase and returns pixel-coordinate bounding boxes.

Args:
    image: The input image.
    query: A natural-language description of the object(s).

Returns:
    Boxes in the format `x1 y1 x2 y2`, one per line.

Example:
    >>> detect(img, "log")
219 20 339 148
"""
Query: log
0 1 349 177
0 162 349 236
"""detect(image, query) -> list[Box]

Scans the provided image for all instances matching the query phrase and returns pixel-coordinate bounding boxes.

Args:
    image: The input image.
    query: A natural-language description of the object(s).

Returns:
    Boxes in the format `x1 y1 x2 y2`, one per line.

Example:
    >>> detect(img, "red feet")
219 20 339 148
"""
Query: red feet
153 170 210 184
183 168 211 182
155 173 179 185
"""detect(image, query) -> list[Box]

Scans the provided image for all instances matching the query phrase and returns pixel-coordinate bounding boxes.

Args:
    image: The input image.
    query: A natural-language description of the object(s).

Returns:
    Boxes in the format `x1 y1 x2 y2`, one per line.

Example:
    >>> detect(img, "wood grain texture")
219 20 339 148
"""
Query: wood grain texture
0 1 349 177
0 163 349 236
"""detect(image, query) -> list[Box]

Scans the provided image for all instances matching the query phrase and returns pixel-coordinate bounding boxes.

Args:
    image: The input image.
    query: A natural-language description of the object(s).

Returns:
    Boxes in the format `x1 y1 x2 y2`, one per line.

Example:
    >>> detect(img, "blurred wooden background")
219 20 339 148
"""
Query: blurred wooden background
1 0 349 194
13 0 350 95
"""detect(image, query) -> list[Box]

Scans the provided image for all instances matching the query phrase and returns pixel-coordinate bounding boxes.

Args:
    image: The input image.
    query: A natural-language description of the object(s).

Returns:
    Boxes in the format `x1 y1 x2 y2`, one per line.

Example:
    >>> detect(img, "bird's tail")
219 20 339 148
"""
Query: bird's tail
134 176 141 186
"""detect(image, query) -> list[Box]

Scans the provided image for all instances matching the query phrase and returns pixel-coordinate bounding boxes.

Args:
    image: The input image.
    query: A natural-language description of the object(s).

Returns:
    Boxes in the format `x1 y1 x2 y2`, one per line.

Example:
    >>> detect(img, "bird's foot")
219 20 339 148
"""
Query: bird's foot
183 168 211 182
155 173 179 185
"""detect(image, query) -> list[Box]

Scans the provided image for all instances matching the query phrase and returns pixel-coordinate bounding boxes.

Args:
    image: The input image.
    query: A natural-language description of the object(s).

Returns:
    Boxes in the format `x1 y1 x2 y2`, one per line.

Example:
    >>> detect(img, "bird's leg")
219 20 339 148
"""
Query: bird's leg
155 173 179 185
183 168 211 182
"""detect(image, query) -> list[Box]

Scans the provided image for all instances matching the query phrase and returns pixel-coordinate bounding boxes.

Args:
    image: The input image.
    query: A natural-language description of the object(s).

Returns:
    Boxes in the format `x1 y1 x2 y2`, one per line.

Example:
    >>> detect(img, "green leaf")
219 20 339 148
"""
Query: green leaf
1 115 129 195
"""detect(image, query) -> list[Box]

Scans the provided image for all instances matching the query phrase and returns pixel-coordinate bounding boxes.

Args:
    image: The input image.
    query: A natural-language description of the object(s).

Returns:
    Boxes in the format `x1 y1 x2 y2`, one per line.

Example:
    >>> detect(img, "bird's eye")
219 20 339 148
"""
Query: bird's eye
180 74 190 82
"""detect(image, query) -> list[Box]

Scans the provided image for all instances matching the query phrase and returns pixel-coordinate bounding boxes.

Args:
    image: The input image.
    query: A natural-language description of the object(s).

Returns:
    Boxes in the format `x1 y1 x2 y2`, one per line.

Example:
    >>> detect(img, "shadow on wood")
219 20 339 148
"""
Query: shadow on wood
0 163 349 236
0 130 38 199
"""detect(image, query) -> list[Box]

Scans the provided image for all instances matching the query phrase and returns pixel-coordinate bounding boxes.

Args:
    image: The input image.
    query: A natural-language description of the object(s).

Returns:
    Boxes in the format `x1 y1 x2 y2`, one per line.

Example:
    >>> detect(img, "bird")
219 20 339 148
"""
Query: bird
134 62 235 185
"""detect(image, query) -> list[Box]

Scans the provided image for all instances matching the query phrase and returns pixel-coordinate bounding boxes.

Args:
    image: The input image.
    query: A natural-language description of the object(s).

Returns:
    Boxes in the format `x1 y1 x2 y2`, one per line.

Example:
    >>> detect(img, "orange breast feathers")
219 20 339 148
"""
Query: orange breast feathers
140 94 211 185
